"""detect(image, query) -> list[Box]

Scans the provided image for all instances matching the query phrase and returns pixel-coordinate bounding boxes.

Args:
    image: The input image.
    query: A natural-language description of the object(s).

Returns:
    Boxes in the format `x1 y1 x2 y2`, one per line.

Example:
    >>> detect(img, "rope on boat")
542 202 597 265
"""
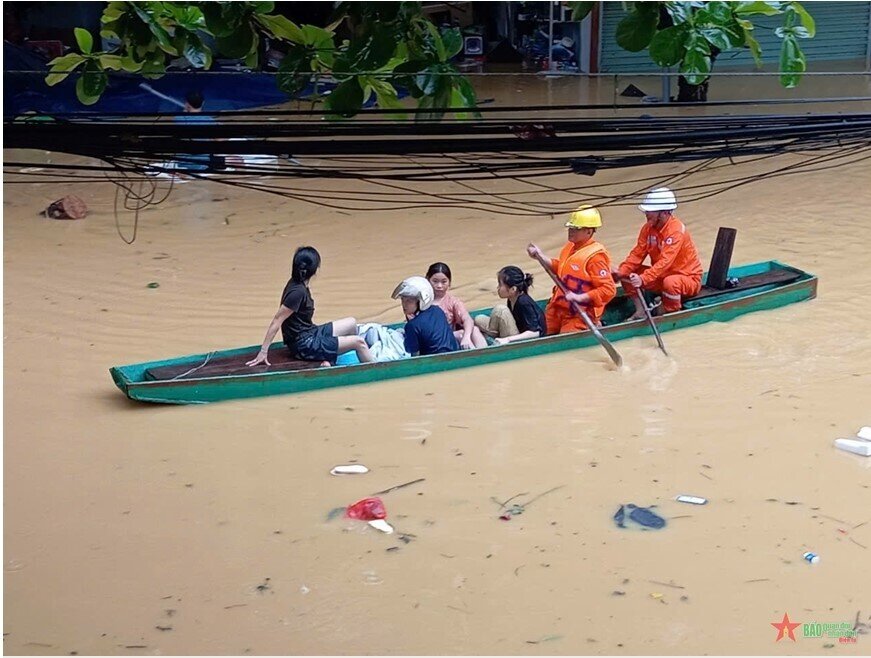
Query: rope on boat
169 352 215 381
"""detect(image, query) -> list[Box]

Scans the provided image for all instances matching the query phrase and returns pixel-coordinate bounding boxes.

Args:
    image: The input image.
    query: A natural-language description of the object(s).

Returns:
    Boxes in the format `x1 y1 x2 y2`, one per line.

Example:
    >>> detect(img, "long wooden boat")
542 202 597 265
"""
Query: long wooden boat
110 260 817 404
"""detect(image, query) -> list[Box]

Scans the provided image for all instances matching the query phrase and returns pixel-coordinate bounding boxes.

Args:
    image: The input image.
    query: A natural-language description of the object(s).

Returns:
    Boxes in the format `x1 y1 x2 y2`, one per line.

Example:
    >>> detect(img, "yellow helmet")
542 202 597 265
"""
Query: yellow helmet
565 204 602 229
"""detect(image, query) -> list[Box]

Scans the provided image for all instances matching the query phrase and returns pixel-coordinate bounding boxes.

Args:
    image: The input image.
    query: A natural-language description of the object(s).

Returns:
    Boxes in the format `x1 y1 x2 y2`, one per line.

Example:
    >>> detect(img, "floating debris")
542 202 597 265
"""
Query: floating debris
371 478 425 496
675 495 707 505
330 464 369 476
614 504 666 530
368 519 394 534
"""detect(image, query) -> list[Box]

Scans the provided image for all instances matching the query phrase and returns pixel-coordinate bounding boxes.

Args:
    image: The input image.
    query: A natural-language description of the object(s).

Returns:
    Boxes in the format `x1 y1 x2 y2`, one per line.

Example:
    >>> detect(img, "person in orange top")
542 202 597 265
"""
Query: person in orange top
527 205 616 334
615 187 703 319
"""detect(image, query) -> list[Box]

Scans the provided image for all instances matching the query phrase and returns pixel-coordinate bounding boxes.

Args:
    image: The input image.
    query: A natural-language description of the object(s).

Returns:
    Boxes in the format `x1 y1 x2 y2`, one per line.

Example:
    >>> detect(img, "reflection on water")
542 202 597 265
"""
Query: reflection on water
4 74 871 655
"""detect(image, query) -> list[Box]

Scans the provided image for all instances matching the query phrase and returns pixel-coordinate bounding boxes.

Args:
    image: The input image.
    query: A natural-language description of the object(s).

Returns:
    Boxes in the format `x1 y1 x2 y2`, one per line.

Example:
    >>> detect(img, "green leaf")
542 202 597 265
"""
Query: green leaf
182 34 212 69
101 2 127 23
301 24 334 47
325 79 364 117
455 75 478 109
699 26 733 51
175 7 206 31
76 61 107 105
424 20 447 61
779 33 806 87
244 47 259 68
252 1 275 13
370 78 404 115
200 3 235 37
649 25 688 67
216 27 256 59
680 34 711 86
74 27 93 54
724 19 748 48
98 54 124 70
45 53 85 86
616 8 658 52
276 44 312 95
131 5 178 55
140 58 166 80
665 2 693 25
255 14 305 42
702 1 734 23
441 27 463 59
392 59 427 97
119 53 143 72
789 2 815 37
734 1 783 17
568 1 596 21
450 87 470 119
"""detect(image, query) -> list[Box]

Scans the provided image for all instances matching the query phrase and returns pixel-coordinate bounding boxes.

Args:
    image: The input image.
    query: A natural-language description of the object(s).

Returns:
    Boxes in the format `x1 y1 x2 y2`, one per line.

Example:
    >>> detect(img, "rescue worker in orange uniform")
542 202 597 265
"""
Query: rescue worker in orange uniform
615 187 703 319
527 205 616 334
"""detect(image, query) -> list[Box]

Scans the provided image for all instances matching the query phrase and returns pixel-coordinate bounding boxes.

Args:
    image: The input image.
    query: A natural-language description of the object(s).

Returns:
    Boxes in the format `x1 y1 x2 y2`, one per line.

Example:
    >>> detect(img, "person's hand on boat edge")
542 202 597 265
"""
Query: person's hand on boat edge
246 349 271 367
459 334 474 350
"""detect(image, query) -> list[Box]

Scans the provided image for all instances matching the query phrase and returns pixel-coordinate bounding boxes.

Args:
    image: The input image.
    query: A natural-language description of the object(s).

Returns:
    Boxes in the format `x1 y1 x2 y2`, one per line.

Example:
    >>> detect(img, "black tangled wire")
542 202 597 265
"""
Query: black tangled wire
5 95 871 237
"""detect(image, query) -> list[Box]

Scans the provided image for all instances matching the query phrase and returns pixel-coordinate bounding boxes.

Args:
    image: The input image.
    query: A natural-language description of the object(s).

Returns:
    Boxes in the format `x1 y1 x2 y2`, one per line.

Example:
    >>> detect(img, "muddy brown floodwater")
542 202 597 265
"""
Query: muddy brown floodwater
4 73 871 655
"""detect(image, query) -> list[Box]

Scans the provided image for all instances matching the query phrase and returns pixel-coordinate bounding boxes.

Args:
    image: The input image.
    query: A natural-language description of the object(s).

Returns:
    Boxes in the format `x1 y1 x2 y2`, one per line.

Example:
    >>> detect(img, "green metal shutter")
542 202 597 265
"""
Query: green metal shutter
599 1 871 73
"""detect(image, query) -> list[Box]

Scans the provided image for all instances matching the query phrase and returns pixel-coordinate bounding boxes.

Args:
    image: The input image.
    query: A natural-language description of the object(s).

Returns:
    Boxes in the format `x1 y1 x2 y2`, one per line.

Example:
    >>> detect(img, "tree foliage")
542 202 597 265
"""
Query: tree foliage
570 1 815 90
44 1 478 118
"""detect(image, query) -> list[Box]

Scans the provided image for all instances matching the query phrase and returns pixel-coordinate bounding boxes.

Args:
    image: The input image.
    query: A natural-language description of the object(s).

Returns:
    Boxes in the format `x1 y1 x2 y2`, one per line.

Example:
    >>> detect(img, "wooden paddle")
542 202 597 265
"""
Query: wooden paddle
532 251 623 367
634 288 669 356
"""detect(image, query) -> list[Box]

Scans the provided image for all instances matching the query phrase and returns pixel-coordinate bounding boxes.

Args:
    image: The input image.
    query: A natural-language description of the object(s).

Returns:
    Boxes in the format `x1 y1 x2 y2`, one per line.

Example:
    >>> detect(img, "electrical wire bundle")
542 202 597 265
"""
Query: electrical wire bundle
5 97 871 217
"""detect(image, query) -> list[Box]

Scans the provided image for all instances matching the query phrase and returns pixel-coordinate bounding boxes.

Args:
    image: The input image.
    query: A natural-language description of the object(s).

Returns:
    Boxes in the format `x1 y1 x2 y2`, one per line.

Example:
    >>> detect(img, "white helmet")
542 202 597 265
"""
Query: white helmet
639 187 677 212
391 276 434 311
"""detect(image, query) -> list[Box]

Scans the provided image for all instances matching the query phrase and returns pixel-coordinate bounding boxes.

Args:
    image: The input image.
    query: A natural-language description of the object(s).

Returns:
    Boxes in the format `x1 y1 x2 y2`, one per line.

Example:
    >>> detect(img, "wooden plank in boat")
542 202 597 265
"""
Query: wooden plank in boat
691 269 801 302
145 347 318 381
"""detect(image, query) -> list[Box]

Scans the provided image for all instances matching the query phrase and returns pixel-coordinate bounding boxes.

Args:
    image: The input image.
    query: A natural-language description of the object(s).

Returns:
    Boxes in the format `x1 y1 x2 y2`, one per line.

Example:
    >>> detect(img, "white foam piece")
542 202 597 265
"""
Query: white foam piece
367 520 394 534
330 464 369 475
835 439 871 457
856 426 871 441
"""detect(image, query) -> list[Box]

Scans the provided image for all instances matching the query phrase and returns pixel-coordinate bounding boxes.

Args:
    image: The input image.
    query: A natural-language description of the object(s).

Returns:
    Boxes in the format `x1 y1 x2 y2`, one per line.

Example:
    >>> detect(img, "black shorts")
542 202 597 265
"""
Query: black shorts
288 323 338 363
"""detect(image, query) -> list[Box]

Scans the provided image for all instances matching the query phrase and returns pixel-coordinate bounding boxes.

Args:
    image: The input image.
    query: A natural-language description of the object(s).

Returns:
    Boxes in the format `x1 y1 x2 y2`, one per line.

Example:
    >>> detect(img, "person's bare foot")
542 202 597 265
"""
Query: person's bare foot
628 312 646 322
319 360 331 367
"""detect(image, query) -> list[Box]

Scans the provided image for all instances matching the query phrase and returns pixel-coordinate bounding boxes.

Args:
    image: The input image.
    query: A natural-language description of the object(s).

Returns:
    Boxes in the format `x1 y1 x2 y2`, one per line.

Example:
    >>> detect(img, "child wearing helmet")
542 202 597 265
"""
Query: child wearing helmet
247 246 374 368
392 276 459 356
426 262 487 350
527 204 616 333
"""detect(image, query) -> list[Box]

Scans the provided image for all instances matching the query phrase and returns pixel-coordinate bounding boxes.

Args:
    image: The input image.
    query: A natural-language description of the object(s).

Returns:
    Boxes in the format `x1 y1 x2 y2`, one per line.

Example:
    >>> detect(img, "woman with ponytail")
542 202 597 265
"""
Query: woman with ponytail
247 246 373 367
473 266 546 345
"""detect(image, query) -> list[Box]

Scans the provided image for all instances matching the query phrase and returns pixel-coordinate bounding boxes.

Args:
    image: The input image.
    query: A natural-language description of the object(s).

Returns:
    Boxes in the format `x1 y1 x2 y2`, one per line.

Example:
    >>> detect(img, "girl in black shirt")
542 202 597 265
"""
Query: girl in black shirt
247 246 373 367
473 266 546 344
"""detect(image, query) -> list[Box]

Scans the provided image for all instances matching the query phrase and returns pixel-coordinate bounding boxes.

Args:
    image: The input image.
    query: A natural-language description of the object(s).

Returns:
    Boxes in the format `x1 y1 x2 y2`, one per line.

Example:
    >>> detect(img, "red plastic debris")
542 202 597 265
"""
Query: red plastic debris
345 497 386 521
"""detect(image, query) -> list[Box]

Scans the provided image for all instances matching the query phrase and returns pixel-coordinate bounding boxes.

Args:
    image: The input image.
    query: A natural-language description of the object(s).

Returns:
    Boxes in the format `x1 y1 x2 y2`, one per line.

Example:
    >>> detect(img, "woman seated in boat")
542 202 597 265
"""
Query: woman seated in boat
392 276 459 356
474 266 547 344
247 246 373 367
426 262 487 349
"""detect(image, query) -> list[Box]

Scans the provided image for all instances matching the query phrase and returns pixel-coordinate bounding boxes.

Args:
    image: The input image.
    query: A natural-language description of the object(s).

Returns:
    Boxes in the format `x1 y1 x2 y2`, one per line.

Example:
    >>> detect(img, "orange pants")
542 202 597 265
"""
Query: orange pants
623 266 701 312
545 302 601 335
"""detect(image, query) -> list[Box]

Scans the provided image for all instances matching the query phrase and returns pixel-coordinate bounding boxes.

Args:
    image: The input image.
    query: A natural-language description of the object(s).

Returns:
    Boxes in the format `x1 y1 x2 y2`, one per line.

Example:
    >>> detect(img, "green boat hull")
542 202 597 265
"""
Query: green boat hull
110 261 817 404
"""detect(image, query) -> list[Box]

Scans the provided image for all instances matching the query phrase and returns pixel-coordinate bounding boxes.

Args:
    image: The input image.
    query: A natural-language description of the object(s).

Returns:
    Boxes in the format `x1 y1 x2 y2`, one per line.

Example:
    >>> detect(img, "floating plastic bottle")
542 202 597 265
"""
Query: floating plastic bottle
803 551 820 564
